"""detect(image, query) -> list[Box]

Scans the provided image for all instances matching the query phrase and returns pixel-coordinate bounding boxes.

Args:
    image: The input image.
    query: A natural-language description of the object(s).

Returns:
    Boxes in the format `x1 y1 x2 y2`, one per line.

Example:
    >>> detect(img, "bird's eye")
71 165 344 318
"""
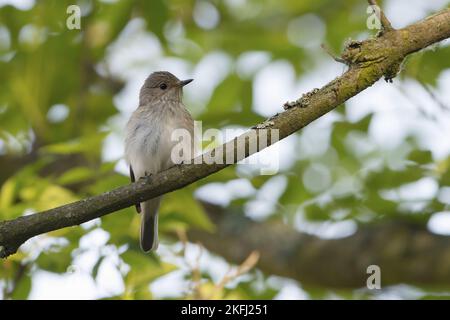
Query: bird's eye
159 83 167 90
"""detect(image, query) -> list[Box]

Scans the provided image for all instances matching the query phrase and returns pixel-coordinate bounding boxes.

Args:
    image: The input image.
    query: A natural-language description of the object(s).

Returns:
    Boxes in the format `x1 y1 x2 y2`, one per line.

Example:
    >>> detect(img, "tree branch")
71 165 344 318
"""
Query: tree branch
1 9 450 258
189 203 450 289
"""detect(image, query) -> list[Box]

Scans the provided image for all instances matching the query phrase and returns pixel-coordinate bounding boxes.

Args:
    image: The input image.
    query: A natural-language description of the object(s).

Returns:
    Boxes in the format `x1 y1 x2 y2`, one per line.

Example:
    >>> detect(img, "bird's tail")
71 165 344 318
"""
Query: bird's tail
140 197 161 252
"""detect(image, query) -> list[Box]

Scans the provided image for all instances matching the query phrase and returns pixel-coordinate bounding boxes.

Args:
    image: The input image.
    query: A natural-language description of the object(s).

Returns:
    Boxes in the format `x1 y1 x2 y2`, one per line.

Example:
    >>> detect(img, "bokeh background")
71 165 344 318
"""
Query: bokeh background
1 0 450 299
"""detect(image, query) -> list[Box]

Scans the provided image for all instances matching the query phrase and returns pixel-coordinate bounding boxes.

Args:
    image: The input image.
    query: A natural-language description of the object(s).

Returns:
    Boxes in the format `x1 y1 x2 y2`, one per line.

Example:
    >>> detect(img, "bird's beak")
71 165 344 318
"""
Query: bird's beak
179 79 194 87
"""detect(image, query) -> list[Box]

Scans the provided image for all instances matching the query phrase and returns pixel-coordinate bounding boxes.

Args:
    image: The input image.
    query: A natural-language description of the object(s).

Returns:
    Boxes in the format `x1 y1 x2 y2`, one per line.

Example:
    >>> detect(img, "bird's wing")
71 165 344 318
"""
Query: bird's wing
130 166 141 213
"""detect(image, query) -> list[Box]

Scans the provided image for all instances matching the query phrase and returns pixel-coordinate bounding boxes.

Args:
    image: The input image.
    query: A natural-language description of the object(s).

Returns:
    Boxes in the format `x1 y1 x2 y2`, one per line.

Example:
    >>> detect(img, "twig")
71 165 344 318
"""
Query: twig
368 0 394 32
419 80 450 112
190 244 204 299
4 263 28 299
207 251 260 299
321 44 348 65
218 251 260 288
394 83 437 122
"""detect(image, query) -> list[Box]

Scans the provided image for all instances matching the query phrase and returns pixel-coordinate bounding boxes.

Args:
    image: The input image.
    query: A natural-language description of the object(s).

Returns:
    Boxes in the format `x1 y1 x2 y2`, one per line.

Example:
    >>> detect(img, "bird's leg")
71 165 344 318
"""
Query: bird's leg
138 171 151 180
136 172 152 213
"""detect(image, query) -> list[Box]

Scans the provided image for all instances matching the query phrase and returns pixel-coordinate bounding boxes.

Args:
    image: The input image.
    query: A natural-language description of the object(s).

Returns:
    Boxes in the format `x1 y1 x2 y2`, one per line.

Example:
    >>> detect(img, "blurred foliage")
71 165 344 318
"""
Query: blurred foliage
0 0 450 300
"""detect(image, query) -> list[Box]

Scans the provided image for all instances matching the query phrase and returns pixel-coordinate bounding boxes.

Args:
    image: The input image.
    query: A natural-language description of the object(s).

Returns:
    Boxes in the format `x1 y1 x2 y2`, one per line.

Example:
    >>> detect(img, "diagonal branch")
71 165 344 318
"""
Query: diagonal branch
1 9 450 258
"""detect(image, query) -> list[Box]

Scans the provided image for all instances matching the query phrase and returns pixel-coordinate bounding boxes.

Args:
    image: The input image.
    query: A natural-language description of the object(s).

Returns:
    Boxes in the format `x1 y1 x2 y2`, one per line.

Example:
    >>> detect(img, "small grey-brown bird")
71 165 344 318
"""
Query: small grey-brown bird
124 71 194 252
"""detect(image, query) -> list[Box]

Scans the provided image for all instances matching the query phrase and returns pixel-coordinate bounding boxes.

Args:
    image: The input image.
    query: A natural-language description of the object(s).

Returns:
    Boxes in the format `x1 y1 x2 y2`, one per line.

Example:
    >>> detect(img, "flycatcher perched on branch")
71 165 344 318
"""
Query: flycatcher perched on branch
125 71 194 252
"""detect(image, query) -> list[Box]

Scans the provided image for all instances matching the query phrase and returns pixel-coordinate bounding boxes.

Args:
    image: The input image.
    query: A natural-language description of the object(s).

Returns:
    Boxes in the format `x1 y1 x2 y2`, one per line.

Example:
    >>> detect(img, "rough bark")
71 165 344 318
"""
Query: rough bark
190 203 450 289
1 9 450 258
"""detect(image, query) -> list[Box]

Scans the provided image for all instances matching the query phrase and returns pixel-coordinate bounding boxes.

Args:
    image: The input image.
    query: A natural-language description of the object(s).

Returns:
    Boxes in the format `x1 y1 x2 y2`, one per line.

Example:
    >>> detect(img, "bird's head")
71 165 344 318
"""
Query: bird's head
139 71 193 105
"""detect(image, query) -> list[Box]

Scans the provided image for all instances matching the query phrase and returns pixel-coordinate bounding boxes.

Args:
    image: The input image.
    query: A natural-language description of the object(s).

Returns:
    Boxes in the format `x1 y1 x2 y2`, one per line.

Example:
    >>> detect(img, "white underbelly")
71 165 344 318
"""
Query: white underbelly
125 118 193 179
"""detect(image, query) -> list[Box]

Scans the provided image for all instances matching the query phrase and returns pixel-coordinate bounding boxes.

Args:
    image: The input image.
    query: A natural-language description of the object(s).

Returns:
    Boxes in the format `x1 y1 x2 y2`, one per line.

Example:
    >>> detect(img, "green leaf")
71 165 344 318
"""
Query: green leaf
304 203 330 221
11 273 32 300
279 173 310 206
102 207 137 245
365 191 398 216
209 74 242 111
0 178 17 210
139 0 168 41
0 203 29 220
403 47 450 85
57 167 95 186
440 168 450 187
36 244 75 274
42 133 107 157
159 189 215 232
365 167 425 189
408 150 433 165
122 250 176 291
35 184 79 211
87 173 129 194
